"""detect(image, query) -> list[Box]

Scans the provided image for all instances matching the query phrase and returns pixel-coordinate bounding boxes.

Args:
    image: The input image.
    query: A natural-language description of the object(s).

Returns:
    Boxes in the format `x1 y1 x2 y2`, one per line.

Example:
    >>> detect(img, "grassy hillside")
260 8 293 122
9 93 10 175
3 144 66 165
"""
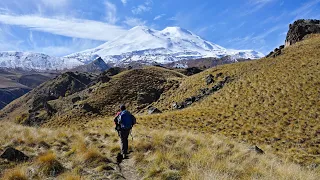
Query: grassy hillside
0 67 184 127
0 34 319 179
140 34 320 165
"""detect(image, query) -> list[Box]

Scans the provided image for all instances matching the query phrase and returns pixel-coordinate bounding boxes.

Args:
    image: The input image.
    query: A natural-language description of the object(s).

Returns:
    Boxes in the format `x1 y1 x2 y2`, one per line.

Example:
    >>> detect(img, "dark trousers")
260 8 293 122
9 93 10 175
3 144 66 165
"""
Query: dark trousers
119 129 130 154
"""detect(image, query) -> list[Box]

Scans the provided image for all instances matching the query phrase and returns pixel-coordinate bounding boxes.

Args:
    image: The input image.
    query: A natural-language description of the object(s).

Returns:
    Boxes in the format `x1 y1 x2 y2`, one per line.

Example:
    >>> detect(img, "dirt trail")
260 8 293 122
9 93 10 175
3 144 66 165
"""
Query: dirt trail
119 156 140 180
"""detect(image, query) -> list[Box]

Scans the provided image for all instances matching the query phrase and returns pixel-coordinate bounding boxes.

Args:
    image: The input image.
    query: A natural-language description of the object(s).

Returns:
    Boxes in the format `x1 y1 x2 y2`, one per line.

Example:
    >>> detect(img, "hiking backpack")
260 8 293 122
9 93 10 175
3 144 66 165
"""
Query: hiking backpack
118 110 136 130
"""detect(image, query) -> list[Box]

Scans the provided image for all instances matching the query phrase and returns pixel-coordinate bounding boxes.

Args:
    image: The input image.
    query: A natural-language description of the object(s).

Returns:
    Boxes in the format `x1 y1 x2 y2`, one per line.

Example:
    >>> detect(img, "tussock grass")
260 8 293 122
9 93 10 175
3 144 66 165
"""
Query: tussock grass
0 121 118 179
36 152 64 176
139 35 320 165
2 167 27 180
1 116 320 179
1 35 320 179
131 127 320 180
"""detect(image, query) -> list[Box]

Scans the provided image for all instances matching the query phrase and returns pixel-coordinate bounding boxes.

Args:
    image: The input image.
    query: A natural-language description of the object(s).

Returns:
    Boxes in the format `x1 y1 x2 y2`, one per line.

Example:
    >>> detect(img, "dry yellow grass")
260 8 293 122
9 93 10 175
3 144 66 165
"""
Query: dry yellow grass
138 35 320 165
2 167 28 180
1 116 320 179
87 119 320 180
36 152 64 176
1 32 320 179
0 121 119 179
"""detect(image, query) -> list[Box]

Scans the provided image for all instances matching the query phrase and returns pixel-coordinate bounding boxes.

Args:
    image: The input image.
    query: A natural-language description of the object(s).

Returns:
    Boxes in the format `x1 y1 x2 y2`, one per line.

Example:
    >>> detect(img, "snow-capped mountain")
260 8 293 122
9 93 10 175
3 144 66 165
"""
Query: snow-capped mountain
0 52 83 71
66 26 264 65
0 26 264 71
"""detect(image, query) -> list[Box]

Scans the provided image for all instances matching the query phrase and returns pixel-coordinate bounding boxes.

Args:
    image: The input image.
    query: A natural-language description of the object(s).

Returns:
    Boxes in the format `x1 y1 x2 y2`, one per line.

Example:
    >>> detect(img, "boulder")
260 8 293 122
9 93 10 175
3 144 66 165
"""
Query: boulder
0 147 29 162
172 102 184 110
206 74 214 85
216 72 223 78
72 96 81 103
148 106 162 114
200 88 210 95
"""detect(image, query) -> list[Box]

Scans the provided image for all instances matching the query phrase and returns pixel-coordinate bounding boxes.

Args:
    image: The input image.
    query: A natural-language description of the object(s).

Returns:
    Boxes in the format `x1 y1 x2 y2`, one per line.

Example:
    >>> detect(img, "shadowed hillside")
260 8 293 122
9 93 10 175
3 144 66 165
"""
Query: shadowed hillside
0 69 56 109
0 67 184 127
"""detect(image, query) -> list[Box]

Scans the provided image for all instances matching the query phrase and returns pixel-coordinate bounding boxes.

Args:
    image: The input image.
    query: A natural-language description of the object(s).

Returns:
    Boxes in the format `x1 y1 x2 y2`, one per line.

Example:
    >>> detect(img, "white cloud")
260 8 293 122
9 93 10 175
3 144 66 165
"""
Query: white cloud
123 17 146 27
132 0 153 14
121 0 127 6
0 14 127 41
105 1 117 24
154 14 165 20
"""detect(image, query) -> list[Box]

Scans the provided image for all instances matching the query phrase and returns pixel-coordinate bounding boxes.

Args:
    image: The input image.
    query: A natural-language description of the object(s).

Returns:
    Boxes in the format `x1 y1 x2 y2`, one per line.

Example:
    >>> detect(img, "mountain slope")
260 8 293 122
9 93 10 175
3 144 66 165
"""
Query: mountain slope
0 68 57 110
0 67 184 127
0 52 83 71
66 26 264 65
2 32 319 166
140 34 320 165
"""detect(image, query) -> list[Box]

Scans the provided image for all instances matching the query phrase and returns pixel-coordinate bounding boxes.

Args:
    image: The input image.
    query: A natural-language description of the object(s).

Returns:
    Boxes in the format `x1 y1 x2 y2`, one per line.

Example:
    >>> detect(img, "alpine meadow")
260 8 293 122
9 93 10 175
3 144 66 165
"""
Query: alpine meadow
0 1 320 180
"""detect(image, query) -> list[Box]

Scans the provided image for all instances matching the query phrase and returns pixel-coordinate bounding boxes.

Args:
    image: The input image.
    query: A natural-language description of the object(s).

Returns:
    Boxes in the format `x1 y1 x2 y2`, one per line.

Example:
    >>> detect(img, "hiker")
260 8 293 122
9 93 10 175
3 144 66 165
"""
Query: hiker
114 104 136 158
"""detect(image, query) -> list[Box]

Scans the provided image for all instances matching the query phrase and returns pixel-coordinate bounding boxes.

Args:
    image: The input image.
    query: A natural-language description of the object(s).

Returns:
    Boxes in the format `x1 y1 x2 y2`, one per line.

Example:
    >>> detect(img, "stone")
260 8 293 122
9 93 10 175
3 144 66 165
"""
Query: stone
206 74 214 85
72 96 81 103
0 147 29 162
148 106 162 114
216 72 223 78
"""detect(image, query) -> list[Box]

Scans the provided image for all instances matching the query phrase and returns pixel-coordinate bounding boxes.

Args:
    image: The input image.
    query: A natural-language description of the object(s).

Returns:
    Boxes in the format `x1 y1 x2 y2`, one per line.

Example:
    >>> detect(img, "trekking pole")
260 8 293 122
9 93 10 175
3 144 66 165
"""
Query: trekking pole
130 129 133 141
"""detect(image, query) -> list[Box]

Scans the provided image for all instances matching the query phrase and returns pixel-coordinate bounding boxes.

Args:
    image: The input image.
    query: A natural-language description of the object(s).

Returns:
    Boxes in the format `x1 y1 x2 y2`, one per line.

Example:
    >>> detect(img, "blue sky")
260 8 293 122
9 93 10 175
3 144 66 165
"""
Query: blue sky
0 0 319 56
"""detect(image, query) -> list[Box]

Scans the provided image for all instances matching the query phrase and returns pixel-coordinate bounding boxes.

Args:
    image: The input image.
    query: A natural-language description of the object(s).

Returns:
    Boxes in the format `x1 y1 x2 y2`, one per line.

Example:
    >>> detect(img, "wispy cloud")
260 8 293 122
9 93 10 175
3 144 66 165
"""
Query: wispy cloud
260 12 287 24
225 25 285 53
123 17 146 27
0 14 127 41
105 1 117 24
290 0 320 16
242 0 277 16
120 0 127 6
132 0 153 14
153 14 165 20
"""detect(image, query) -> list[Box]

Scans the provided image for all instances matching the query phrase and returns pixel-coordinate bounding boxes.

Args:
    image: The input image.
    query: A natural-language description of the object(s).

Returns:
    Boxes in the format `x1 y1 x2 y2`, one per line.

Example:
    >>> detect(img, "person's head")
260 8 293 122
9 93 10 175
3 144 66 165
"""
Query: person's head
120 104 126 111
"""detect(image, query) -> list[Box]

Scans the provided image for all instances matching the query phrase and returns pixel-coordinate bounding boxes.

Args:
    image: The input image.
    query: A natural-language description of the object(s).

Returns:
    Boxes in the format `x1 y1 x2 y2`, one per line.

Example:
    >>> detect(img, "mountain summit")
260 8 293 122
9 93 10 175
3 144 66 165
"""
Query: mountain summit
66 26 264 65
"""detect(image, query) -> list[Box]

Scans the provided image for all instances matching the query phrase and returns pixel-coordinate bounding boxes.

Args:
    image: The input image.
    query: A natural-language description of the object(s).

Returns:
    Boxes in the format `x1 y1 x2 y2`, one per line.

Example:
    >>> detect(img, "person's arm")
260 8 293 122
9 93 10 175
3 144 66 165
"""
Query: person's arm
114 112 120 125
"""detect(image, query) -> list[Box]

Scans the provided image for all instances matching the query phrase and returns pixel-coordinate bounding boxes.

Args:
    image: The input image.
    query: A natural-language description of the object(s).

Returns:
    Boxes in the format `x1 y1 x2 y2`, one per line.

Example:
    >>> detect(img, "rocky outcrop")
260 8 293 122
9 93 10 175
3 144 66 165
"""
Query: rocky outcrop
206 74 214 85
0 147 29 162
173 75 231 110
285 19 320 47
266 45 285 58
